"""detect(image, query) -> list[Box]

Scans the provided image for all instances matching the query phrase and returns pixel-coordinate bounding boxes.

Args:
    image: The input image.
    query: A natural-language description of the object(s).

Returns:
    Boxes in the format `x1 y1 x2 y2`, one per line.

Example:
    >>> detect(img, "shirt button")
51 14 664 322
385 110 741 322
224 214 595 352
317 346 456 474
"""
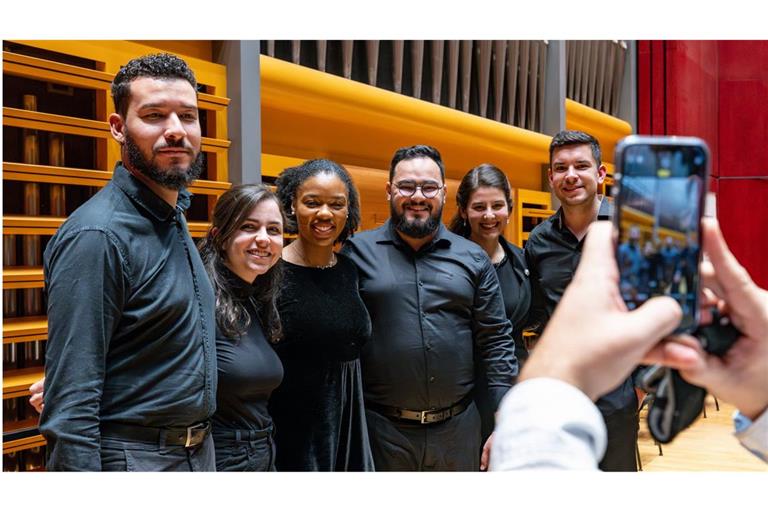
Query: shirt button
418 280 423 287
425 344 432 351
429 376 436 383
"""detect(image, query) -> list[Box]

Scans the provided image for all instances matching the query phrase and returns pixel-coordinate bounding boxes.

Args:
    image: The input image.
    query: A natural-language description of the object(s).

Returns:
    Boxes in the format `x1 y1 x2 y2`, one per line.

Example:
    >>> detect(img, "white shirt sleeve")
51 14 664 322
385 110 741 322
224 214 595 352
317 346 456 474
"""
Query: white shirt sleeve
733 408 768 463
490 378 607 470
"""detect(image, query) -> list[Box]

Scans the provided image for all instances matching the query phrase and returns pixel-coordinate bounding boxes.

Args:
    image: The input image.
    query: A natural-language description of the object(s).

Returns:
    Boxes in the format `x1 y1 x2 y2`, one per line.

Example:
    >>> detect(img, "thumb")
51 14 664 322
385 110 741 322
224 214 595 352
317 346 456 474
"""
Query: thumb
622 296 682 350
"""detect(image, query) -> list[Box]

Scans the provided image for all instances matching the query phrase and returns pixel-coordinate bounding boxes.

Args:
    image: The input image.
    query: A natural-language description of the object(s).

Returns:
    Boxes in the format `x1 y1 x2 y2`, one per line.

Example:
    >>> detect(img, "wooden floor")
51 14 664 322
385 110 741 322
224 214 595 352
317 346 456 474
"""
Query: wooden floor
637 395 767 471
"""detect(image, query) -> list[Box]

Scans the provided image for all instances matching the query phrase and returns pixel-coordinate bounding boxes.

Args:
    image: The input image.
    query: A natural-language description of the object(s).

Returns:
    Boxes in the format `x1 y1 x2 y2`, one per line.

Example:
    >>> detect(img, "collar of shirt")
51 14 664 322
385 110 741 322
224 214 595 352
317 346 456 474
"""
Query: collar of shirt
375 218 452 253
220 262 258 300
111 163 192 222
553 195 613 235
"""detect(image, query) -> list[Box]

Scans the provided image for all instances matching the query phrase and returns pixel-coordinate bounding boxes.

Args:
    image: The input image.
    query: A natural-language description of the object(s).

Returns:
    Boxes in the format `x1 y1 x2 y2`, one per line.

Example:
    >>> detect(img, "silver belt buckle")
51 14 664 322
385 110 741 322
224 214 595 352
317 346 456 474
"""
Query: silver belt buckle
419 410 430 424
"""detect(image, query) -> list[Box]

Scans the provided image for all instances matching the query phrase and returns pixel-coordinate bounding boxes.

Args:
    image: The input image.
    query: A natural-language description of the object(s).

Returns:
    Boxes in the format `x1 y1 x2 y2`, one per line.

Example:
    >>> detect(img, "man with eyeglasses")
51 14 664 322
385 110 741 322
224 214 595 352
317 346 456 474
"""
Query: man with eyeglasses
342 145 517 471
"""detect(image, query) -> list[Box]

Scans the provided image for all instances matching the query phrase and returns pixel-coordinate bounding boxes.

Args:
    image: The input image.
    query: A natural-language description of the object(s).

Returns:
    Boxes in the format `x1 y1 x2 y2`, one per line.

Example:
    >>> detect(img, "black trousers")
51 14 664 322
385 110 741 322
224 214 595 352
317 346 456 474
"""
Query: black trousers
99 433 215 471
213 432 275 472
365 401 481 471
598 404 640 472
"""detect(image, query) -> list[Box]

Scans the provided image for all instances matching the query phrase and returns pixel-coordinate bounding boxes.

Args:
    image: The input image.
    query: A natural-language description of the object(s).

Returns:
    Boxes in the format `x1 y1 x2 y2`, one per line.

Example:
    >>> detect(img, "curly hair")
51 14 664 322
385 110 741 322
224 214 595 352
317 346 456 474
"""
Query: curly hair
448 163 513 238
198 184 284 342
111 53 198 118
275 159 361 244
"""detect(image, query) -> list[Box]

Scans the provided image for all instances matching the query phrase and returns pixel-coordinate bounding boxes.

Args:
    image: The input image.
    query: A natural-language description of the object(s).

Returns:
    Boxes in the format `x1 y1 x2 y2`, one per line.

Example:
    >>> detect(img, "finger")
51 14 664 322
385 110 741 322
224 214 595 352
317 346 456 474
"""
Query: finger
701 218 755 303
575 221 618 283
700 260 725 299
480 441 491 471
623 296 682 350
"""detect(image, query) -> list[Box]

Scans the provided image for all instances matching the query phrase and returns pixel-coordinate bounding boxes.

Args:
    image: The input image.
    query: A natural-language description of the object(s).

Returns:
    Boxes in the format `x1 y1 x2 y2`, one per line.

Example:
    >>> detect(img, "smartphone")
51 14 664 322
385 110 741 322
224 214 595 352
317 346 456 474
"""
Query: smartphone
613 136 710 333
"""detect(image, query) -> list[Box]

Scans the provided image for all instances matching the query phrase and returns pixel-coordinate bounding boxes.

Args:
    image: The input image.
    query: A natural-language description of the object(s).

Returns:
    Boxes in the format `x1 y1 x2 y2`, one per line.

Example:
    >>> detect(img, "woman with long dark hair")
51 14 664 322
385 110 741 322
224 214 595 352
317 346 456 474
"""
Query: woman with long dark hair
448 164 532 452
270 159 375 471
198 184 285 471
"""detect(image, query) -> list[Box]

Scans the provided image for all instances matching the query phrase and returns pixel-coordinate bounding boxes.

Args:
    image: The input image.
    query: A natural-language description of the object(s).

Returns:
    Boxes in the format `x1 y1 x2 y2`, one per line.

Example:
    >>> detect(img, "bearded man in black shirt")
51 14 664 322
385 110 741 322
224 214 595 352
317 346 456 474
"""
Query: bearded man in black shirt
39 54 217 471
525 130 641 471
342 145 517 471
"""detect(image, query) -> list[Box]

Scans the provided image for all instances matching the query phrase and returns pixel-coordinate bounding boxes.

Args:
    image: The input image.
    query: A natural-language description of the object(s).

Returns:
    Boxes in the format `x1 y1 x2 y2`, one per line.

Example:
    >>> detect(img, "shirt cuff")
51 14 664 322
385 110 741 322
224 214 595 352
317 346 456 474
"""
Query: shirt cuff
490 377 607 470
733 408 768 463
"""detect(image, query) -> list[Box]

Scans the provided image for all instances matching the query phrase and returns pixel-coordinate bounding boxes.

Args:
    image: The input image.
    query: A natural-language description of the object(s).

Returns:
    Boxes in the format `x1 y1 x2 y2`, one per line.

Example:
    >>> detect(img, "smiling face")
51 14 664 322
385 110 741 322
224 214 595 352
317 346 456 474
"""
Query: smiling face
223 199 284 283
110 77 203 190
387 156 445 239
462 186 510 246
293 172 349 247
548 143 606 207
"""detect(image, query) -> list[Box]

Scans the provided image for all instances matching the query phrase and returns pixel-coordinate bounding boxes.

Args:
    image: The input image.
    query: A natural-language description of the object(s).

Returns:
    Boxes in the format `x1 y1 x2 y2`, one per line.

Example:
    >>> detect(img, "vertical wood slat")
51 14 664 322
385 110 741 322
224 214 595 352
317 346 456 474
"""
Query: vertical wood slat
580 41 592 104
447 41 459 109
460 40 473 113
316 41 327 72
573 41 584 102
492 40 507 122
476 41 492 118
342 40 354 80
411 40 424 99
537 41 548 133
567 41 575 99
366 40 380 86
527 41 540 131
291 40 301 65
611 41 627 117
506 40 520 127
393 40 404 94
517 40 530 129
602 41 617 113
267 40 275 57
587 40 600 107
594 41 607 111
431 40 445 104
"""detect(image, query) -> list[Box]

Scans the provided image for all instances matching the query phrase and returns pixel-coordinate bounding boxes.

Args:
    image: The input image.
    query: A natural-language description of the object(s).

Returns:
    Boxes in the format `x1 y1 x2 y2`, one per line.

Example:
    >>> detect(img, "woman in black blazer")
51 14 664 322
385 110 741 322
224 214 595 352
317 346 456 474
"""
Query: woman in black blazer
448 163 532 449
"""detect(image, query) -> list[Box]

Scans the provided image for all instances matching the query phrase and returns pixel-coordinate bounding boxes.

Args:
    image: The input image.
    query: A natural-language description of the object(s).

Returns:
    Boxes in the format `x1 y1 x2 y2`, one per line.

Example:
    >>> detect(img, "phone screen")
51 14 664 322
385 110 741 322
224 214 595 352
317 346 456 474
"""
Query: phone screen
616 143 707 332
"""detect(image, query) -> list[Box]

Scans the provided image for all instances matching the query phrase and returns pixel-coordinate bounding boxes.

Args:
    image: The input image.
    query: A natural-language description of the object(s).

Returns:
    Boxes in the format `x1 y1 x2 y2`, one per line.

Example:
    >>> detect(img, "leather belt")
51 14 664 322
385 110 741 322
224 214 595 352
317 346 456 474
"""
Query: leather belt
101 421 211 448
213 426 273 442
367 395 472 424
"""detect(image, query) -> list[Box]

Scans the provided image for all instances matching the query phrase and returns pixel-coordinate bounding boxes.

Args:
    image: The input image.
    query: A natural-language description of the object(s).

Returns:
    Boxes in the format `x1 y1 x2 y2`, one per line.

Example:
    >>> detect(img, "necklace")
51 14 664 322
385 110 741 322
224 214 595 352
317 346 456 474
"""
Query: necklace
288 243 337 269
313 253 337 269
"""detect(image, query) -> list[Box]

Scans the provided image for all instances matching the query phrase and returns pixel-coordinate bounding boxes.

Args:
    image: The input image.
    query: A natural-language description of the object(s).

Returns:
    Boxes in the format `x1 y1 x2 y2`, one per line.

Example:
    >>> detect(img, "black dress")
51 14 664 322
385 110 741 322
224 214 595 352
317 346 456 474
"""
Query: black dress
269 254 375 471
211 268 284 471
474 237 532 443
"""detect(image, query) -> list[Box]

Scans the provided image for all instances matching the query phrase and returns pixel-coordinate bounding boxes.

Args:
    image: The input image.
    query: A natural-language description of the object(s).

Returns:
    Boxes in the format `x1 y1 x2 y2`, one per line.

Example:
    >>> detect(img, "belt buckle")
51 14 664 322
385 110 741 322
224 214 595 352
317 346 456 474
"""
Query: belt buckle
185 422 207 448
420 409 443 424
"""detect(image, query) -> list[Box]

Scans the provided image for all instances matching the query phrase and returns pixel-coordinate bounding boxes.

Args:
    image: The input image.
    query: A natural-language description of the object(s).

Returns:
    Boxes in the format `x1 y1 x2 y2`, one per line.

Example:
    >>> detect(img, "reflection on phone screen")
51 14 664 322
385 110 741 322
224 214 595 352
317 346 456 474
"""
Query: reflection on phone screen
616 145 706 332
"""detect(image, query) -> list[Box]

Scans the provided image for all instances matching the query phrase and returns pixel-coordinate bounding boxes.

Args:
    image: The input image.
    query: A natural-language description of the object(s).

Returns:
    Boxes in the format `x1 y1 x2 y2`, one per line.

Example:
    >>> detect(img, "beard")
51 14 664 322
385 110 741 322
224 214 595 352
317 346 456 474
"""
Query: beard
124 132 204 191
390 201 442 239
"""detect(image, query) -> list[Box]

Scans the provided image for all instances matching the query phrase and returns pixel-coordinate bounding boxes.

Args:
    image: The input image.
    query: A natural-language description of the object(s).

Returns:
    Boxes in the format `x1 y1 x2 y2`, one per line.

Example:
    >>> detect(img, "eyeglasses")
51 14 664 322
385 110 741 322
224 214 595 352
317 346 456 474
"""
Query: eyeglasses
393 180 444 198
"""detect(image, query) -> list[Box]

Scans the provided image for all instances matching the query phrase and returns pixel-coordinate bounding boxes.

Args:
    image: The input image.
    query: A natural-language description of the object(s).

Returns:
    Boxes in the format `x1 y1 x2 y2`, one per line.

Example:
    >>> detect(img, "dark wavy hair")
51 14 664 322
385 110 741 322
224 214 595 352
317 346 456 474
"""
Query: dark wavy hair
389 144 445 182
549 130 602 168
448 163 513 239
198 184 284 341
275 159 361 244
111 53 198 119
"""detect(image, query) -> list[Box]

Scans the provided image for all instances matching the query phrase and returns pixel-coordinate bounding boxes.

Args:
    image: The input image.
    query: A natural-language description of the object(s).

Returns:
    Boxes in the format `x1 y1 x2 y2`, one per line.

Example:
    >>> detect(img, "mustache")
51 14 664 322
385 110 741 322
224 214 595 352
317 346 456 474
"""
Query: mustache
154 139 194 152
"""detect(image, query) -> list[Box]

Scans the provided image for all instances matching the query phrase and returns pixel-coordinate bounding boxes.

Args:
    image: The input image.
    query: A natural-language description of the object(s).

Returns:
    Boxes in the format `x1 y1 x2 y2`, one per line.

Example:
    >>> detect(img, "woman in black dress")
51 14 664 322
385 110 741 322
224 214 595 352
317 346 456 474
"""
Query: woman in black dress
198 184 285 471
271 159 374 471
448 164 532 452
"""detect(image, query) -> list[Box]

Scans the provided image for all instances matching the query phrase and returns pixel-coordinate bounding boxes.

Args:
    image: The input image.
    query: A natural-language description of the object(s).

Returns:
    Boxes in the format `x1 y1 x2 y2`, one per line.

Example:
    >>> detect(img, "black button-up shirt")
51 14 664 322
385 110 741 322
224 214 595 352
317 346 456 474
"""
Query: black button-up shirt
524 200 636 415
342 220 517 412
40 163 217 471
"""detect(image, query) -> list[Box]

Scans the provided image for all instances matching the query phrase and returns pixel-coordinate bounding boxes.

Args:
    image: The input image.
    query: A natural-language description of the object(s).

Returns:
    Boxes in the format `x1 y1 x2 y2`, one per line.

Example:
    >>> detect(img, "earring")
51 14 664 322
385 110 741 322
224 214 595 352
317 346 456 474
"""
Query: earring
290 206 296 216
